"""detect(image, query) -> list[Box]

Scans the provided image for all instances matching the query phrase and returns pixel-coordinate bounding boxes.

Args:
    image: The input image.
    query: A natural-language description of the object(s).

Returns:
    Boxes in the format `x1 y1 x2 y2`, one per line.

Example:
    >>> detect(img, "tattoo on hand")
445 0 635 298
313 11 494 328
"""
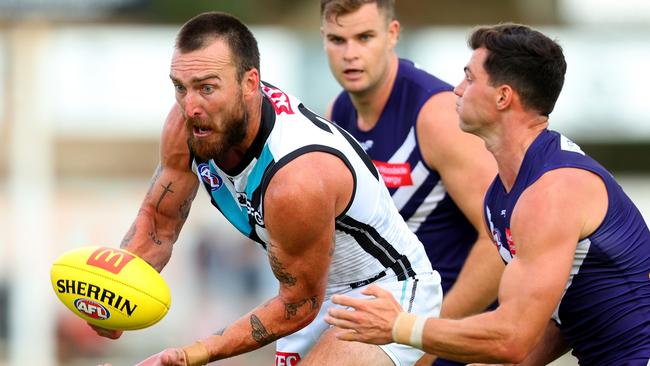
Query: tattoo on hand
148 231 162 245
250 314 277 345
284 296 319 320
268 250 296 287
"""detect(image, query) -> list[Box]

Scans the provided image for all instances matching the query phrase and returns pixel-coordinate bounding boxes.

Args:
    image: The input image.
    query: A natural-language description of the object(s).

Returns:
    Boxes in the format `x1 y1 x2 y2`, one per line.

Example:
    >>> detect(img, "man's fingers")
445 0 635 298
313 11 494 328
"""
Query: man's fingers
89 323 123 339
324 314 360 330
327 307 361 322
160 348 184 365
336 330 360 342
361 284 390 298
330 294 364 308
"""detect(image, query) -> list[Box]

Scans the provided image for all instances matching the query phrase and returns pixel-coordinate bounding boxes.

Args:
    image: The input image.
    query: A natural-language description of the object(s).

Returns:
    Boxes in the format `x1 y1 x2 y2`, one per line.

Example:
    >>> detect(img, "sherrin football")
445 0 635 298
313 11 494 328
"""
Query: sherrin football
50 246 171 330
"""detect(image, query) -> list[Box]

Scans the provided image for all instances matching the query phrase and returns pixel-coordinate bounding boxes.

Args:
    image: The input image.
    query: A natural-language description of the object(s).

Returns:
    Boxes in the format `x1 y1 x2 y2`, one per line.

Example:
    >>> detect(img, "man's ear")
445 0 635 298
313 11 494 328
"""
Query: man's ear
495 84 513 111
241 68 260 96
388 19 400 49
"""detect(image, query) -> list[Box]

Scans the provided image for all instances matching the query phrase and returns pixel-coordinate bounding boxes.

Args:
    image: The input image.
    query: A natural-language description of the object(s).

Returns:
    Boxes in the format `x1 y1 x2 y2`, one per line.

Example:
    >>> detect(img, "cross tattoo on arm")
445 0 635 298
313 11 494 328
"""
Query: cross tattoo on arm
156 182 174 212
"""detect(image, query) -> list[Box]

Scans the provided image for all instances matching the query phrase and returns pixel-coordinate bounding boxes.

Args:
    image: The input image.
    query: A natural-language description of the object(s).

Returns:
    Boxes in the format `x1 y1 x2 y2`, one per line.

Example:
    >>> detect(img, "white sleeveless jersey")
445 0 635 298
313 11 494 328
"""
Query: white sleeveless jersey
192 82 433 296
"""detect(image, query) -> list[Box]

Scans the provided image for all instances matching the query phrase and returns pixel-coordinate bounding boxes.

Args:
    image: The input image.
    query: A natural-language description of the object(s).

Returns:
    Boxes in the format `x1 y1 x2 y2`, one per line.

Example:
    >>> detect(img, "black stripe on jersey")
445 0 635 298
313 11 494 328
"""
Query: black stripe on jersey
259 145 357 221
250 161 275 219
407 279 418 313
298 104 333 133
331 123 380 181
336 215 416 281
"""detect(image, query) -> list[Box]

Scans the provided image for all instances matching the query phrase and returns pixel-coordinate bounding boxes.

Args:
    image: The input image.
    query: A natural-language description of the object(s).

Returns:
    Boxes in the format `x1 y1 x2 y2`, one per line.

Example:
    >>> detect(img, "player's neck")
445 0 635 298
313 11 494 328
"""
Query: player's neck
487 114 549 192
349 56 398 132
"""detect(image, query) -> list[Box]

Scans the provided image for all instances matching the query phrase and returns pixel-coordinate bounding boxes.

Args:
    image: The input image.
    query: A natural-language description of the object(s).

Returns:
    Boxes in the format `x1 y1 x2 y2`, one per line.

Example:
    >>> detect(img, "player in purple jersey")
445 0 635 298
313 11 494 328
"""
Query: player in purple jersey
320 2 504 364
324 23 650 364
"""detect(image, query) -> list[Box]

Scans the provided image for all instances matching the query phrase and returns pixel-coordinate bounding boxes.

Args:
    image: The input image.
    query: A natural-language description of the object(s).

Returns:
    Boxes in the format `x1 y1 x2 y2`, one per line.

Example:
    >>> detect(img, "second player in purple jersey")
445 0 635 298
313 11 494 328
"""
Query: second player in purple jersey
485 129 650 364
332 59 478 295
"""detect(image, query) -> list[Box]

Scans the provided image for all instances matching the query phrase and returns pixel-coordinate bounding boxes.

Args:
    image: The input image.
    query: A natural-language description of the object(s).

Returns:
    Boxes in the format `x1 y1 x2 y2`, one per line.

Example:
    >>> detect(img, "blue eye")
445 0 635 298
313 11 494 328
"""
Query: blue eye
174 84 186 93
202 85 214 93
329 36 344 45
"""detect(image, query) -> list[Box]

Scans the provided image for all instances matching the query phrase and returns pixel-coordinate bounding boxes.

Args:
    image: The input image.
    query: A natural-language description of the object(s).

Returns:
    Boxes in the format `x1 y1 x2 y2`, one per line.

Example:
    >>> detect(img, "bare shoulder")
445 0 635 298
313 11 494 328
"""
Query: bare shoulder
160 104 192 172
416 91 491 168
263 152 353 252
416 91 458 140
514 168 608 241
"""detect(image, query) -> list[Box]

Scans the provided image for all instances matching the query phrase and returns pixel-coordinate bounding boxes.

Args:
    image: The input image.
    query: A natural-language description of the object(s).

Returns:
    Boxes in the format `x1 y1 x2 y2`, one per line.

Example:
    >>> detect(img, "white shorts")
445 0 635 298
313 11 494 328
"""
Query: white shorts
275 271 442 366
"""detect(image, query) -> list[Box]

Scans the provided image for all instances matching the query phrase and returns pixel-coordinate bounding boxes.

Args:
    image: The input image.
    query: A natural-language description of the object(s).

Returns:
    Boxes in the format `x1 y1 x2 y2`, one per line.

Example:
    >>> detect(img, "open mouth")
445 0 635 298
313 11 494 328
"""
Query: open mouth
192 125 213 137
343 68 363 79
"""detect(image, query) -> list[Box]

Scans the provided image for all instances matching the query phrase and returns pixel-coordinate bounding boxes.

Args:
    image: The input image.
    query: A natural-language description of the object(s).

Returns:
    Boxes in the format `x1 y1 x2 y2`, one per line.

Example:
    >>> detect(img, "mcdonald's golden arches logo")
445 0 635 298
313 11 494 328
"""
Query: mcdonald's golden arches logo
86 247 135 274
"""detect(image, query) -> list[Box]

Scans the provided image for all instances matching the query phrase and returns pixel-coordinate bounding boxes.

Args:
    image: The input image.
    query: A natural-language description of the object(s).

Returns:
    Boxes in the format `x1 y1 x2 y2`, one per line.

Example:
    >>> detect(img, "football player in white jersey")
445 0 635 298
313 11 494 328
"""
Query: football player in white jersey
93 11 442 366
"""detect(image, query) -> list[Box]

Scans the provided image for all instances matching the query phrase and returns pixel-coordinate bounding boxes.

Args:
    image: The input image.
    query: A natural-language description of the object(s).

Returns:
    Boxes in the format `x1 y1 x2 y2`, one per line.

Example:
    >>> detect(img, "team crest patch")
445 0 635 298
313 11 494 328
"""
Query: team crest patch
198 163 223 191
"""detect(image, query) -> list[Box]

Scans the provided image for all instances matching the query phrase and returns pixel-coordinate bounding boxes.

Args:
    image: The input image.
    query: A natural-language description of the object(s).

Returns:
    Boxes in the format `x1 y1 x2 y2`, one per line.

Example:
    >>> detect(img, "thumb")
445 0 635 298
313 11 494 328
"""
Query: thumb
160 348 185 365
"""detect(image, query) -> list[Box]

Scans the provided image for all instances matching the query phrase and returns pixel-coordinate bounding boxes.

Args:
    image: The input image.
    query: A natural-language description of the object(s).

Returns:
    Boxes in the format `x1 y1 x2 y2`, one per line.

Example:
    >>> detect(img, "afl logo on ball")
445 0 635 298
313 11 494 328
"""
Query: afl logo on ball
74 298 110 320
198 163 223 191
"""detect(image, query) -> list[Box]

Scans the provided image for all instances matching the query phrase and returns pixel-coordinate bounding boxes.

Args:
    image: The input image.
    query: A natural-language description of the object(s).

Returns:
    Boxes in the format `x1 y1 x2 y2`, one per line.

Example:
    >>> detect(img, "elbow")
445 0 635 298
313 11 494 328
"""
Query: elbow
284 298 321 335
295 304 320 331
490 336 533 364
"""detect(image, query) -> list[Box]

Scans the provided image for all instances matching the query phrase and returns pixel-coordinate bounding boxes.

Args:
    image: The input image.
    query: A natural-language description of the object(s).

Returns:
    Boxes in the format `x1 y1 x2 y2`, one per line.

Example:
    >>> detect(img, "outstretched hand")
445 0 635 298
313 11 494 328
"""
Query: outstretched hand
324 284 403 345
135 348 188 366
98 348 187 366
88 323 123 340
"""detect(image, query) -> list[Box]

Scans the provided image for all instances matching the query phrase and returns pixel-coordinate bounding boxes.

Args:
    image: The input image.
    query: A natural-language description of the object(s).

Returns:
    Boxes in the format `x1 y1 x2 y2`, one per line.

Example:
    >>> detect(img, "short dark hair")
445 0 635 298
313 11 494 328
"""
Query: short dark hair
320 0 395 24
469 23 567 116
175 11 260 82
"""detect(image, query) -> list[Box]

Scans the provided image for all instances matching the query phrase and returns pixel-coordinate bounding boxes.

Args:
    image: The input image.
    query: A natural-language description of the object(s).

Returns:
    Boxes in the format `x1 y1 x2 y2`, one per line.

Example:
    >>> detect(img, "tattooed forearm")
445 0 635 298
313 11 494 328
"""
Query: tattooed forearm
146 164 163 196
268 250 296 287
284 296 319 320
120 222 137 248
156 182 175 212
174 186 198 237
148 230 162 245
250 314 277 345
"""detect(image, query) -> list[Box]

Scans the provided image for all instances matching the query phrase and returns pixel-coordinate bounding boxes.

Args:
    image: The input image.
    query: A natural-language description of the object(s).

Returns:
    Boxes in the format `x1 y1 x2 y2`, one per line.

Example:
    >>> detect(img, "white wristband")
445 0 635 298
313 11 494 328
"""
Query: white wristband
391 312 426 349
410 315 427 349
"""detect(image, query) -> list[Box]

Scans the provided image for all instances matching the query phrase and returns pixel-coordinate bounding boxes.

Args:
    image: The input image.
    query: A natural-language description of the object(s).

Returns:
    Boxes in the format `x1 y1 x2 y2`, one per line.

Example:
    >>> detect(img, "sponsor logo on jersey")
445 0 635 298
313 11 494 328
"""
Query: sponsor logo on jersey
198 163 223 191
373 161 413 188
86 247 135 274
237 193 264 226
74 298 110 320
262 85 294 115
275 352 301 366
